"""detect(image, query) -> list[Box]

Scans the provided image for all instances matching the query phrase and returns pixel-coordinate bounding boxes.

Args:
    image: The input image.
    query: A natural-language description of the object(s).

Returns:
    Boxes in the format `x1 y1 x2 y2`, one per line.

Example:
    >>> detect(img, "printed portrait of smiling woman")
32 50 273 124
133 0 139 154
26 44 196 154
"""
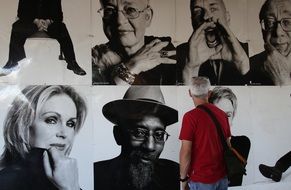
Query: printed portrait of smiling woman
0 85 87 190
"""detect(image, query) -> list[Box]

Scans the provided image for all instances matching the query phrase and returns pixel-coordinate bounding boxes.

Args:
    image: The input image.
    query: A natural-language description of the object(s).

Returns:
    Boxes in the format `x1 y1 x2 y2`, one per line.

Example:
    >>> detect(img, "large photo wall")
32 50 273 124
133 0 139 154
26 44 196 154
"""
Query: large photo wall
1 0 291 189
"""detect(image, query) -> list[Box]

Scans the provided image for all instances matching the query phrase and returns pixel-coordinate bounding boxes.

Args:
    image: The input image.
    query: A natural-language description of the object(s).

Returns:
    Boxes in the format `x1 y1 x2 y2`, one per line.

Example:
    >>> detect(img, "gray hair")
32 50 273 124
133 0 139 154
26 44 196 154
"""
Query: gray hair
209 86 237 116
189 77 211 98
0 85 87 167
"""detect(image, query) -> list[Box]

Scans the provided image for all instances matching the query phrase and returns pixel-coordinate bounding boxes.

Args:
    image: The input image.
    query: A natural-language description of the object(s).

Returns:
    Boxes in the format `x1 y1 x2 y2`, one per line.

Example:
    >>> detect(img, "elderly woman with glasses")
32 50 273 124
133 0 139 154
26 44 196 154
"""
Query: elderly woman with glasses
92 0 177 85
0 85 87 190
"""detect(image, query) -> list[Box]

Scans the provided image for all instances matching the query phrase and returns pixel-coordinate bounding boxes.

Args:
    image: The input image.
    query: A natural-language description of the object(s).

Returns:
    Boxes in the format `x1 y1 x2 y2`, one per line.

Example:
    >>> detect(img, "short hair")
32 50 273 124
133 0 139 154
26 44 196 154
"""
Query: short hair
190 0 227 13
0 85 87 166
259 0 291 21
100 0 150 7
189 77 211 98
209 87 237 116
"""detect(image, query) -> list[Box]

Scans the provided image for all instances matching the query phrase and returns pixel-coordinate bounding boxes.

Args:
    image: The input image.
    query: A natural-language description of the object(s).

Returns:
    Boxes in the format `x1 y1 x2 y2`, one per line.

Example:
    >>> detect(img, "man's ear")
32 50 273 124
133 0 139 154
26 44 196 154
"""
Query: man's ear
113 125 124 145
188 89 192 98
208 90 212 99
144 7 153 27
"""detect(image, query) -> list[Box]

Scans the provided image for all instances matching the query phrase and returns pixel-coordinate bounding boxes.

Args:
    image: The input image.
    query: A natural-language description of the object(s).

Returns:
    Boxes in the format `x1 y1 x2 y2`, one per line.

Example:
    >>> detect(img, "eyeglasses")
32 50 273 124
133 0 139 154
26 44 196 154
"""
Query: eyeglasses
261 18 291 32
128 128 170 143
98 6 150 20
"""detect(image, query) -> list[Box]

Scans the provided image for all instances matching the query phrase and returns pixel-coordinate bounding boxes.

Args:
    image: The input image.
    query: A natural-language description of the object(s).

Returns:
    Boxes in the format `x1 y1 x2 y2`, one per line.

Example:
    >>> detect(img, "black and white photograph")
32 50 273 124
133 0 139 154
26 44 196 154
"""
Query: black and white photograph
91 0 177 85
176 0 250 86
0 85 94 190
248 0 291 86
92 86 180 190
0 0 91 85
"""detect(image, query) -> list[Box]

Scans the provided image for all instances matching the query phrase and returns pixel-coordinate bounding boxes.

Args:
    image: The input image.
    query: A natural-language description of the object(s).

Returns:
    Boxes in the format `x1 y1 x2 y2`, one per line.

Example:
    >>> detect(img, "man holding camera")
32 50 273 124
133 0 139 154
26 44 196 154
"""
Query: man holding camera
177 0 250 85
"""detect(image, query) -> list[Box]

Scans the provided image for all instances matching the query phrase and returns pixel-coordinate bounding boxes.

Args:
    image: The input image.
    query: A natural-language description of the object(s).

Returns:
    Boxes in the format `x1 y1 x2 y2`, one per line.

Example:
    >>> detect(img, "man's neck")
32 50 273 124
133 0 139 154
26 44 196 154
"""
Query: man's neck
193 98 208 107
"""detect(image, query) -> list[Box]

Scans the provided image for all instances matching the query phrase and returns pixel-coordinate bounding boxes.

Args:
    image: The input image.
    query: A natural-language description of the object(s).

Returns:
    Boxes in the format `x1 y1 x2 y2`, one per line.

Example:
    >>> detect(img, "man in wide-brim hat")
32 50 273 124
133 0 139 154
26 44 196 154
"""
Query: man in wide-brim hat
94 86 179 190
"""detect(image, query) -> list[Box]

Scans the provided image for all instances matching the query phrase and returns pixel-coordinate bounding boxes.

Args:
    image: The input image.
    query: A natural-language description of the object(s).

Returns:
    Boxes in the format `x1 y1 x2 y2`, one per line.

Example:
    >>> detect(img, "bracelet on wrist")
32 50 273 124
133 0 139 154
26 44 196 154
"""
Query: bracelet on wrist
179 176 189 182
113 63 136 84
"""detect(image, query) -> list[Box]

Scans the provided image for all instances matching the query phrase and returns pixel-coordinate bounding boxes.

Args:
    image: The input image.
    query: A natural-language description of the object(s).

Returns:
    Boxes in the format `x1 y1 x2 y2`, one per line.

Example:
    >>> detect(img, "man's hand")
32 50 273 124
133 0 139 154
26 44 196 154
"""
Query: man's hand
188 21 223 70
263 33 291 85
215 19 250 75
43 148 80 190
33 19 51 31
182 22 222 84
124 39 176 75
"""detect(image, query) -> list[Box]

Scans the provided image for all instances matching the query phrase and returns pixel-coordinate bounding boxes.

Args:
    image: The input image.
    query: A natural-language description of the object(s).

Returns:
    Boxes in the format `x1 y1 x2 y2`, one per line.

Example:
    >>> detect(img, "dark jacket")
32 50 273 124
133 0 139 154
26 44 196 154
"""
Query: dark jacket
17 0 63 22
94 156 179 190
249 51 275 85
0 148 58 190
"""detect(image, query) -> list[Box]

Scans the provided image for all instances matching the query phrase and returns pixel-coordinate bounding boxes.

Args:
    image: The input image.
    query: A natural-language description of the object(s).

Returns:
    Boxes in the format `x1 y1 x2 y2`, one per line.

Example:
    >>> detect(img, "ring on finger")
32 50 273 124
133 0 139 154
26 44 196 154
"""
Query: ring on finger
159 50 168 58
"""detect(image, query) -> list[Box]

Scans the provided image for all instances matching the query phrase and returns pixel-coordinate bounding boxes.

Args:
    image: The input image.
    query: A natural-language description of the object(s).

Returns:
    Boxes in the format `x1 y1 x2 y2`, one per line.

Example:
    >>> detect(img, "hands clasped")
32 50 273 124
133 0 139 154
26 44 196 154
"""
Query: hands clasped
125 39 176 75
33 19 52 32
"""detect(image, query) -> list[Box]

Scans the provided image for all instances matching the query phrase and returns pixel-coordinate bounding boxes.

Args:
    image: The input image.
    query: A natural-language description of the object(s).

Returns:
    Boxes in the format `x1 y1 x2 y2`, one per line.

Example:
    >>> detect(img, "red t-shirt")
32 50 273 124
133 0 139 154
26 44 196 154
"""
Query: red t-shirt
179 103 231 184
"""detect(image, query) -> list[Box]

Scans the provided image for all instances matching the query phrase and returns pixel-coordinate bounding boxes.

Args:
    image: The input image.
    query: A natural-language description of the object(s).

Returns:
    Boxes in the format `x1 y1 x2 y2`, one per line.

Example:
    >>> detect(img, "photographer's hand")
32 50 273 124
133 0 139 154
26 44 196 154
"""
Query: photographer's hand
43 148 80 190
183 22 222 85
216 19 250 75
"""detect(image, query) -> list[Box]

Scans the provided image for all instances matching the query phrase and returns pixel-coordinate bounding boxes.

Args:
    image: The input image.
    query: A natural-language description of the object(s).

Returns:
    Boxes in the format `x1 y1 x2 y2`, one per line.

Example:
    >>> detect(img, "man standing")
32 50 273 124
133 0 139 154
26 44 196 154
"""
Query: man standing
179 77 231 190
94 86 179 190
250 0 291 85
92 0 176 85
1 0 86 76
177 0 249 85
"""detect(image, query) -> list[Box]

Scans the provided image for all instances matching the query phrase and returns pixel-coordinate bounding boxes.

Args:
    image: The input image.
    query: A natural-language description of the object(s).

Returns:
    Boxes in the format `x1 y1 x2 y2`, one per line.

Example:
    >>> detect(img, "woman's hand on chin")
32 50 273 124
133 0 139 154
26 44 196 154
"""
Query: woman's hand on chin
43 147 80 190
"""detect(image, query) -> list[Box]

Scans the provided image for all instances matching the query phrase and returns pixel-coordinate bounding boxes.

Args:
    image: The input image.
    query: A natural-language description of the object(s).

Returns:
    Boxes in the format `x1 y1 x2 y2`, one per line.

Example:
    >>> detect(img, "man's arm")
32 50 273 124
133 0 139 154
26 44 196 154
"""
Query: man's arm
180 140 192 190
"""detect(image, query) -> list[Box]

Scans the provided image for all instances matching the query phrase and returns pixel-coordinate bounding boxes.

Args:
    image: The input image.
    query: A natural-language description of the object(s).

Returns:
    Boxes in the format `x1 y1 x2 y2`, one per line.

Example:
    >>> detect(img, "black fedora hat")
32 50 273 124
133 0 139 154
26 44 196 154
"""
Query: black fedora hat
102 86 178 127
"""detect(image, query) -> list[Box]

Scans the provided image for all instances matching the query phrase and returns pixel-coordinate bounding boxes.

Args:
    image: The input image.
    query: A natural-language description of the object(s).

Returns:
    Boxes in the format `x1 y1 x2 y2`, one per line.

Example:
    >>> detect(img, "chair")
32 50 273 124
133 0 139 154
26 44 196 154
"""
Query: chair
29 31 65 60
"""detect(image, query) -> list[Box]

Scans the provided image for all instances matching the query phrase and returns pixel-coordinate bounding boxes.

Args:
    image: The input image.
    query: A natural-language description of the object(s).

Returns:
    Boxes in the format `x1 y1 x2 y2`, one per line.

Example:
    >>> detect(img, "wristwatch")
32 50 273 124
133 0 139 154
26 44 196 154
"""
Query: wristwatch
179 176 189 182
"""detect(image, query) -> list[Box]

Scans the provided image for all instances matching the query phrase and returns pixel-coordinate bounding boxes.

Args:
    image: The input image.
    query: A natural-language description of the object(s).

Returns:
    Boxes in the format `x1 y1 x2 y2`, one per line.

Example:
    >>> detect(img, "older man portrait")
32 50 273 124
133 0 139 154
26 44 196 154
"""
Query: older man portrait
92 0 176 85
177 0 250 85
94 86 179 190
249 0 291 85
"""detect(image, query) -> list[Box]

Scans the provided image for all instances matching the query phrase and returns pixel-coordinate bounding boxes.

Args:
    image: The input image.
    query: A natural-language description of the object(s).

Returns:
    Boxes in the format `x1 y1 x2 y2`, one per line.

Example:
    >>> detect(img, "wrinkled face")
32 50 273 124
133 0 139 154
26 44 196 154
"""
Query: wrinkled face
101 0 151 50
214 98 234 126
262 0 291 56
123 115 165 164
191 0 229 30
30 94 77 156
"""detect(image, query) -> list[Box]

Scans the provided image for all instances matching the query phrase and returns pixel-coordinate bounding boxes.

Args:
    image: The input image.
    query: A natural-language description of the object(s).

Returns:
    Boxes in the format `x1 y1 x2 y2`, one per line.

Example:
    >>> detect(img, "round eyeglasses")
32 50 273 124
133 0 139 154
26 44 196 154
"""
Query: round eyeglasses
98 6 150 20
128 128 170 143
261 18 291 32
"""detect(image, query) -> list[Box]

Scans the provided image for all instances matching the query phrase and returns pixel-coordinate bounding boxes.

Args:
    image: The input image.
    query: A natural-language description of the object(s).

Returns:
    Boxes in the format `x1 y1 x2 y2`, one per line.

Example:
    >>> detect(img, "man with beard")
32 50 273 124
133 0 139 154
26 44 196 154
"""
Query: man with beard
94 86 179 190
177 0 250 85
249 0 291 85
